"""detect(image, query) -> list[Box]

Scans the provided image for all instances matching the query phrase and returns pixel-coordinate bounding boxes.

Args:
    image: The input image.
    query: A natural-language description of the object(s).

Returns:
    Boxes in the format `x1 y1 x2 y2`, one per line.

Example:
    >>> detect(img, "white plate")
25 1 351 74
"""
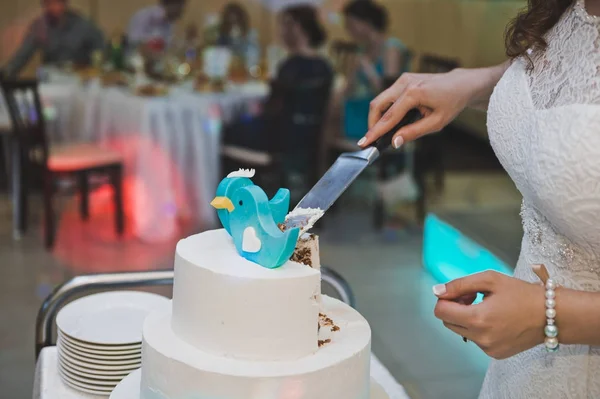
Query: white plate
109 370 391 399
58 355 139 377
58 333 142 356
59 363 123 387
59 369 115 395
56 291 169 345
59 358 131 381
59 349 141 371
58 330 142 351
109 369 141 399
61 378 113 397
59 345 141 367
58 337 141 360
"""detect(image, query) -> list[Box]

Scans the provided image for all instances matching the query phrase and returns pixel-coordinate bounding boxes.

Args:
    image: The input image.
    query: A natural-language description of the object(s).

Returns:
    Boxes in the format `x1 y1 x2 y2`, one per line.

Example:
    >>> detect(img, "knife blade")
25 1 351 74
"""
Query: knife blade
283 108 422 233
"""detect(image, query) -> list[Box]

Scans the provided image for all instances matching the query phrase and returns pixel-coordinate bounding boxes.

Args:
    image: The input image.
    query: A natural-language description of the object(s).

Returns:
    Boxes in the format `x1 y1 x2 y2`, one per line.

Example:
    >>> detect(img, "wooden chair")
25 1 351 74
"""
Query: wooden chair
0 79 125 249
221 76 334 205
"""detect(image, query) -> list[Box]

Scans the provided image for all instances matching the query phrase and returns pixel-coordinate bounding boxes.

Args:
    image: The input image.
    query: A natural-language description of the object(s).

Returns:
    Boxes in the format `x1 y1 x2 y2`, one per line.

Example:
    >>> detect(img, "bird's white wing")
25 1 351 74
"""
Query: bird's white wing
228 168 255 178
242 227 262 253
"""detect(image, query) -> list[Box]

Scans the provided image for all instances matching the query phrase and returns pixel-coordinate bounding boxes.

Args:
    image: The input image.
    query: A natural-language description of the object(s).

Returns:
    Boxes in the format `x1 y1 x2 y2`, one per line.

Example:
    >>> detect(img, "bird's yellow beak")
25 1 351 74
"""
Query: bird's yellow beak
210 196 235 212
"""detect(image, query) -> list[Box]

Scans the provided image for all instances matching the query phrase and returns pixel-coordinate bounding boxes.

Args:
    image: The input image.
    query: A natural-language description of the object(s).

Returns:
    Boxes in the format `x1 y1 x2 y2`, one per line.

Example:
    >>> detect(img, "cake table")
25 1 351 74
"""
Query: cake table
33 347 411 399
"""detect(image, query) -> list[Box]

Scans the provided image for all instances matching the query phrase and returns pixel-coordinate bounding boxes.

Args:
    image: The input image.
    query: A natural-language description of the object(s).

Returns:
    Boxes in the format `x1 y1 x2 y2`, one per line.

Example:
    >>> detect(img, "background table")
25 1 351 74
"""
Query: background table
0 79 268 242
76 82 267 242
34 347 411 399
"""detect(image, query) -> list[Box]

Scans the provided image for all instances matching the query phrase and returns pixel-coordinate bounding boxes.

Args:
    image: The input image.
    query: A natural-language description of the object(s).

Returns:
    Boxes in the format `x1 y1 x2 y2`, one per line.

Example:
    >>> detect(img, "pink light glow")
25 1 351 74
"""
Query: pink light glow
52 134 196 272
101 135 191 242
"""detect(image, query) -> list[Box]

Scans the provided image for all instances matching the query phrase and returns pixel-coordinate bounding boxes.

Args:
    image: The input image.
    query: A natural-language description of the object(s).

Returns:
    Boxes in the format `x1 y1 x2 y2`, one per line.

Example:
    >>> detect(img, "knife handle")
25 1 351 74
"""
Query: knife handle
373 108 422 153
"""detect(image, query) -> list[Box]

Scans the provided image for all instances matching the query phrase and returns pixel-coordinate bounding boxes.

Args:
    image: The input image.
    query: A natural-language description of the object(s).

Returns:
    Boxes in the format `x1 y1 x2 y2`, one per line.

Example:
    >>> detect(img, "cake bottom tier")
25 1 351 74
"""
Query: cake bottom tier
111 369 391 399
139 296 372 399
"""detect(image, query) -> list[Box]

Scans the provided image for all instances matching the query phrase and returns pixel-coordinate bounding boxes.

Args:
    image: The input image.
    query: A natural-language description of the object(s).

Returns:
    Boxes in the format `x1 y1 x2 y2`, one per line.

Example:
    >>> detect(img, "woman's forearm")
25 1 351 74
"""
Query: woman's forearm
555 288 600 346
464 61 510 111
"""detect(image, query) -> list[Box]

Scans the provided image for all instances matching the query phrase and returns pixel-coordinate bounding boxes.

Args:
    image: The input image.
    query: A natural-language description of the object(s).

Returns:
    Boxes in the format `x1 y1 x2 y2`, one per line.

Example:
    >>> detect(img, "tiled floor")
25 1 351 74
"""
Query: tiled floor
0 170 523 399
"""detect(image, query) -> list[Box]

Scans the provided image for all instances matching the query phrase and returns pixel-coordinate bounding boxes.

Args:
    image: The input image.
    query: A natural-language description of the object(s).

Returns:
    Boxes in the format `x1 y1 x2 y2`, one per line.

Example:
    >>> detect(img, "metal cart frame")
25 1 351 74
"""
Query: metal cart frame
35 267 355 359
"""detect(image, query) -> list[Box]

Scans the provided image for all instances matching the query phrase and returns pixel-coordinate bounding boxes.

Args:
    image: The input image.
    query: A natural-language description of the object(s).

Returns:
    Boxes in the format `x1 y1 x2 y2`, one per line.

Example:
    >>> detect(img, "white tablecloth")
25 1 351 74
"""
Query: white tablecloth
74 83 266 241
33 347 410 399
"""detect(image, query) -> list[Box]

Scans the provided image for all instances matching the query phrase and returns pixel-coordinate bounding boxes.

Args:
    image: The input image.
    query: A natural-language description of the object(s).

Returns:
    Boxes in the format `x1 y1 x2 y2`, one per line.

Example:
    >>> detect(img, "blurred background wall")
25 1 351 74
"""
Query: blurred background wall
1 0 525 76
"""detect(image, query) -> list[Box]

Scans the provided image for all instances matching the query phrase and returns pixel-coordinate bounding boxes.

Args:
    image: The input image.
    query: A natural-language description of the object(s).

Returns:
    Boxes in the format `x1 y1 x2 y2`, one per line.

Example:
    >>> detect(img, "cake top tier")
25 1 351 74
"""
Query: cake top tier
171 229 321 361
176 230 318 279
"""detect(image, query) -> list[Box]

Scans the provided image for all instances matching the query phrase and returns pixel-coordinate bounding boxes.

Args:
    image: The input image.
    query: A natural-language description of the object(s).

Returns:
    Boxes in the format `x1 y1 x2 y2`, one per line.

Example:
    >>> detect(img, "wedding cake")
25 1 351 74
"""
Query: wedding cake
110 171 388 399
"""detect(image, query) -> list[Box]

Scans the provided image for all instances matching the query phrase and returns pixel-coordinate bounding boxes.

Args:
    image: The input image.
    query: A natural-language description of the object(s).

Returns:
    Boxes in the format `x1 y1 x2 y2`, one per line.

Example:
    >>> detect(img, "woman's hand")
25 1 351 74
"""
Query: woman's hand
433 271 546 360
359 63 509 148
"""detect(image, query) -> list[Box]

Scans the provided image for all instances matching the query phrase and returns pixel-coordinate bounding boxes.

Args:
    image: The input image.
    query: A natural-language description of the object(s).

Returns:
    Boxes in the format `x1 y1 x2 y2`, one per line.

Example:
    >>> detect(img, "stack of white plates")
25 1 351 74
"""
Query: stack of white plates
56 291 169 396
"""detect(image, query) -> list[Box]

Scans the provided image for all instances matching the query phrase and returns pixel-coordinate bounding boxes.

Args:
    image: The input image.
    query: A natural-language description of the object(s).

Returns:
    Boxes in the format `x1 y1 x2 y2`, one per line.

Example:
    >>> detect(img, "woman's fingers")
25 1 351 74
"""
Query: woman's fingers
434 298 478 327
391 111 442 145
443 321 472 340
434 271 499 301
367 95 395 131
360 90 420 147
456 293 478 306
367 79 410 130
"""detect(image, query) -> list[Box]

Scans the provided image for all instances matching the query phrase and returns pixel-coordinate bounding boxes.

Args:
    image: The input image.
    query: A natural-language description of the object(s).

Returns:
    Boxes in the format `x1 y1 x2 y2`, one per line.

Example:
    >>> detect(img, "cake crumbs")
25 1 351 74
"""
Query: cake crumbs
318 339 331 347
319 313 340 332
277 223 286 232
291 247 312 267
290 234 316 267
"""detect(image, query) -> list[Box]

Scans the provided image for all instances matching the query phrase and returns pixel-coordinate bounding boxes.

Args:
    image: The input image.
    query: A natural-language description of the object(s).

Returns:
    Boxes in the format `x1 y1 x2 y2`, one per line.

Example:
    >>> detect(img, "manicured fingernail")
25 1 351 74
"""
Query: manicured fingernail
393 136 404 149
433 284 446 296
357 137 366 146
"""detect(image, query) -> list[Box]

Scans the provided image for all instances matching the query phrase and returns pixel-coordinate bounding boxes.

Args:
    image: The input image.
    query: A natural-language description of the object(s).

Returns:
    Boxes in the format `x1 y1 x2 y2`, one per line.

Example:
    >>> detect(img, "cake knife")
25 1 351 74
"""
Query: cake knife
283 108 422 233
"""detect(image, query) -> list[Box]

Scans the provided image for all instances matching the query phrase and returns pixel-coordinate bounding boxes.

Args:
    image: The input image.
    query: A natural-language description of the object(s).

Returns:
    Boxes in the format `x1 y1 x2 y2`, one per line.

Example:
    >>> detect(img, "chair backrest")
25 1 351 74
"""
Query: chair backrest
0 78 49 169
419 54 460 74
268 75 334 183
329 40 360 74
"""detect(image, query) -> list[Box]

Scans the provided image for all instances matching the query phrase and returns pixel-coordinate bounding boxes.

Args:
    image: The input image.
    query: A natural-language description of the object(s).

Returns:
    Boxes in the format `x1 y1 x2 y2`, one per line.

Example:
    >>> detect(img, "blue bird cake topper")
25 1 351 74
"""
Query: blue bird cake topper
210 169 300 269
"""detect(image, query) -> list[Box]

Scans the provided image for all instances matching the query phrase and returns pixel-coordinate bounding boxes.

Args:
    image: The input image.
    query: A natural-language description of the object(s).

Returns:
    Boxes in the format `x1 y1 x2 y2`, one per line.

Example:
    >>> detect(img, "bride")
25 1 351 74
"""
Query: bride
359 0 600 397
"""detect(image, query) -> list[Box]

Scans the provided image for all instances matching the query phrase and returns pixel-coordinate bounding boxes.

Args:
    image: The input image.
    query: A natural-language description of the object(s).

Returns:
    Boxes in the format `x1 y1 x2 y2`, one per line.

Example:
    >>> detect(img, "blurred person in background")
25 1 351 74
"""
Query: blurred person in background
362 0 600 397
224 5 332 160
342 0 409 139
275 5 332 88
2 0 104 77
217 3 259 61
127 0 187 51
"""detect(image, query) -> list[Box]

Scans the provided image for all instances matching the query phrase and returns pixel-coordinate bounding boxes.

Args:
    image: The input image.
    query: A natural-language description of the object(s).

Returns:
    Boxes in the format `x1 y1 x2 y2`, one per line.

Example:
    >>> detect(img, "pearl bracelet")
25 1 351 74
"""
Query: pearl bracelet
544 279 559 352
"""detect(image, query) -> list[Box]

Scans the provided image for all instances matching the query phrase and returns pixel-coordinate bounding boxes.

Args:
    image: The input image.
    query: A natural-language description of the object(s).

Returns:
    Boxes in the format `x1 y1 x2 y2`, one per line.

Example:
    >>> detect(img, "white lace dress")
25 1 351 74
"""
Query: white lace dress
481 1 600 397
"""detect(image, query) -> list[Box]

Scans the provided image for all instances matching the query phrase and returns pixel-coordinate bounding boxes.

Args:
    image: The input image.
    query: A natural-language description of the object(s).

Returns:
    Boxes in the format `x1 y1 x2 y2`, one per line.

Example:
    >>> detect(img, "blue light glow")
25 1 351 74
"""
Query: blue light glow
422 214 513 303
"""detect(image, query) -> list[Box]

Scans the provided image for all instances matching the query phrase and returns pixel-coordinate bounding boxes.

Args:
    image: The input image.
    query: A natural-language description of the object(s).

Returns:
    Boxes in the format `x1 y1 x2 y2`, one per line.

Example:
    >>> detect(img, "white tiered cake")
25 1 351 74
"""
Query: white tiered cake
111 229 388 399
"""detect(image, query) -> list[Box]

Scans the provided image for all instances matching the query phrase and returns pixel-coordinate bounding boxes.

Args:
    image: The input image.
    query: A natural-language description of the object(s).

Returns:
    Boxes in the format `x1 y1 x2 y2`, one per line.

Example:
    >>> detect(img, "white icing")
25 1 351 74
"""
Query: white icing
285 207 325 234
111 370 390 399
227 168 256 178
242 227 261 253
140 296 372 399
171 230 321 361
294 234 322 307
